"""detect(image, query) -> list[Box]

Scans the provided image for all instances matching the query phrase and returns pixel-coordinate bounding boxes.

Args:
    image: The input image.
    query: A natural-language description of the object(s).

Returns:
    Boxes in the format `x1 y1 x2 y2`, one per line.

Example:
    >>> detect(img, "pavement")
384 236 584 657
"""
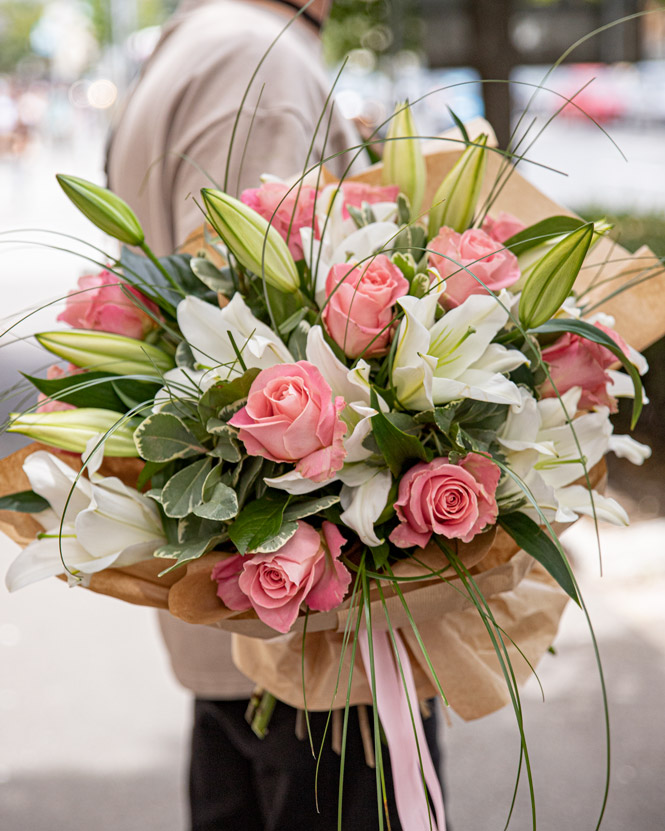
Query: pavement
1 118 664 831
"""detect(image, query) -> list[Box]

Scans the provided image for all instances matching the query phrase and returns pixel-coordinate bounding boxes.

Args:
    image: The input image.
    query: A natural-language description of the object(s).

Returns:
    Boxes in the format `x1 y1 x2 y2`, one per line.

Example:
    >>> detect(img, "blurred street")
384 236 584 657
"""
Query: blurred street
1 98 665 831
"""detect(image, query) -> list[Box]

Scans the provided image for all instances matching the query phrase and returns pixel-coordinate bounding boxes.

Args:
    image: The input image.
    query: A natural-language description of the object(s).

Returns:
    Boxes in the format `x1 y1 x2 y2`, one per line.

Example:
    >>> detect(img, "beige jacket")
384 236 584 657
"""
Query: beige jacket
107 0 360 697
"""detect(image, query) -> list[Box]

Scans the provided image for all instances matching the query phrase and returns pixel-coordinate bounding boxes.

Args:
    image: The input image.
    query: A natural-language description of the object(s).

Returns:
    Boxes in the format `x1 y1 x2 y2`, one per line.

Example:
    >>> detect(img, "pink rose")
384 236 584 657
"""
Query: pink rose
57 271 161 340
211 554 252 611
237 521 350 633
241 182 318 260
429 227 521 307
322 255 409 358
36 364 80 413
481 211 526 243
229 362 347 482
539 322 629 412
340 182 399 219
389 453 500 549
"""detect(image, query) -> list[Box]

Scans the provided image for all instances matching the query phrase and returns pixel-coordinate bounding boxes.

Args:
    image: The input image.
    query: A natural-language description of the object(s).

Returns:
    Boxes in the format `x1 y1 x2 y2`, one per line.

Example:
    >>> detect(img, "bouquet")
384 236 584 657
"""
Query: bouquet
1 107 662 830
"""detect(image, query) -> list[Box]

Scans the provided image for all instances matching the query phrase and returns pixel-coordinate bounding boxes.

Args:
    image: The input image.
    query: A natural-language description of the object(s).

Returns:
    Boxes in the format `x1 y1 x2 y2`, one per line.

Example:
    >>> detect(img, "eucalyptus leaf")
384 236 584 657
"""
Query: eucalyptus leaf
161 457 213 518
134 412 207 462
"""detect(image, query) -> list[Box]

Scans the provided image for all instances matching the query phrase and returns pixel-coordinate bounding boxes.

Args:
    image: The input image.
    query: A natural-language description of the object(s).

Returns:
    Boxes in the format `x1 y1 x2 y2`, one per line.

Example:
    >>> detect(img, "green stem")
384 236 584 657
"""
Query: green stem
140 242 186 297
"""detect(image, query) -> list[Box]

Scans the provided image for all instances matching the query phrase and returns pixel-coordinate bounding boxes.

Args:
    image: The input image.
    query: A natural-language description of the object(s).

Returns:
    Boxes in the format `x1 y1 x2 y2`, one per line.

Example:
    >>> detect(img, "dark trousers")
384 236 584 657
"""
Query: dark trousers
189 698 441 831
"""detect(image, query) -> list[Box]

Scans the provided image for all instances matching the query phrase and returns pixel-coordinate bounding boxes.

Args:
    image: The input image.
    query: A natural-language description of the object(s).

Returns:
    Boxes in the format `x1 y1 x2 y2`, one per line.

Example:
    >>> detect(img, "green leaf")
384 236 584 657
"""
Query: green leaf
111 378 162 411
0 490 50 513
134 412 207 462
446 106 470 145
504 216 585 257
228 491 289 555
370 390 430 477
288 320 310 362
120 248 213 315
278 307 308 337
370 541 390 570
499 512 579 604
392 251 416 281
207 423 242 462
433 404 457 435
532 318 644 428
519 224 594 329
23 371 125 411
155 530 227 573
190 257 235 294
136 460 172 491
236 456 264 508
193 482 239 521
197 368 261 423
250 520 298 553
160 458 213 518
283 495 340 521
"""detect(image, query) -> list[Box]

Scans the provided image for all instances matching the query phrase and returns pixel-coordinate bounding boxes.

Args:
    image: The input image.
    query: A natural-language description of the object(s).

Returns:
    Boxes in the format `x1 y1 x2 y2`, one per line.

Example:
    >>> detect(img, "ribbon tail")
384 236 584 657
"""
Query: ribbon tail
359 628 447 831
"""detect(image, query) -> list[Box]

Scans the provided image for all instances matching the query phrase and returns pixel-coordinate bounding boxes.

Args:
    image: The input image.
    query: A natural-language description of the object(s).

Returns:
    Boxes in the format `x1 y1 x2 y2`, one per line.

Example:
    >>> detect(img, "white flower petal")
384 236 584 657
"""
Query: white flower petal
5 533 93 592
556 486 629 526
23 452 91 522
263 470 336 494
340 469 392 547
608 434 652 465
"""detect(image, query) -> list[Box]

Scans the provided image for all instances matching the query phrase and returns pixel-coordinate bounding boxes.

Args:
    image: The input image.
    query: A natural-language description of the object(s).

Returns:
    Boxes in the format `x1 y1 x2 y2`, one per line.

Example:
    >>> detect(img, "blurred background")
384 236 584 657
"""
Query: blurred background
1 1 664 829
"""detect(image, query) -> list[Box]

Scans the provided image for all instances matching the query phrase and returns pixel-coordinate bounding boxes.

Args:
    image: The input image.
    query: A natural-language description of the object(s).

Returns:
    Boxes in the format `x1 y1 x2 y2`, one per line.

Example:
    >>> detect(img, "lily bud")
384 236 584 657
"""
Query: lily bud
519 224 595 330
35 330 174 376
7 409 138 456
202 188 300 293
383 102 426 218
56 175 144 246
516 219 612 288
428 134 488 238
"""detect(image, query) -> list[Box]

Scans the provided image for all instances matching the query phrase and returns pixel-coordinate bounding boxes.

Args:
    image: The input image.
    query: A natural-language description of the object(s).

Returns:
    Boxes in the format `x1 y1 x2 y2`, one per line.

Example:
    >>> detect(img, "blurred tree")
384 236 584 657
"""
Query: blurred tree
324 0 422 64
0 1 43 73
86 0 176 44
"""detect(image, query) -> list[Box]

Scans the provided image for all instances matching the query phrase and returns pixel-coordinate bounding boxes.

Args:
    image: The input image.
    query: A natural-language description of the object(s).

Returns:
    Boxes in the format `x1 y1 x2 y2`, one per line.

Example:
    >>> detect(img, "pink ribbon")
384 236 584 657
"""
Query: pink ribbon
359 628 446 831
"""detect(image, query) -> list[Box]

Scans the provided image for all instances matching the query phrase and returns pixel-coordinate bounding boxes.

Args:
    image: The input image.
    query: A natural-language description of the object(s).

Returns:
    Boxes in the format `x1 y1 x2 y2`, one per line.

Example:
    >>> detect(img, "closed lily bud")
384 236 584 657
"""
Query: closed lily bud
518 224 595 330
428 134 488 238
56 175 144 246
383 102 426 218
202 188 300 293
35 330 174 376
7 409 138 456
516 219 612 288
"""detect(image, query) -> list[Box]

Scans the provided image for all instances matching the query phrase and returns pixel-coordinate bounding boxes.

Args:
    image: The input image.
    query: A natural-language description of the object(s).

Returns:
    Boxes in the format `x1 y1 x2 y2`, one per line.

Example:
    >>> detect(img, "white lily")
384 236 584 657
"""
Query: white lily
497 386 633 526
392 288 528 411
177 294 292 379
339 466 392 548
5 450 166 592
